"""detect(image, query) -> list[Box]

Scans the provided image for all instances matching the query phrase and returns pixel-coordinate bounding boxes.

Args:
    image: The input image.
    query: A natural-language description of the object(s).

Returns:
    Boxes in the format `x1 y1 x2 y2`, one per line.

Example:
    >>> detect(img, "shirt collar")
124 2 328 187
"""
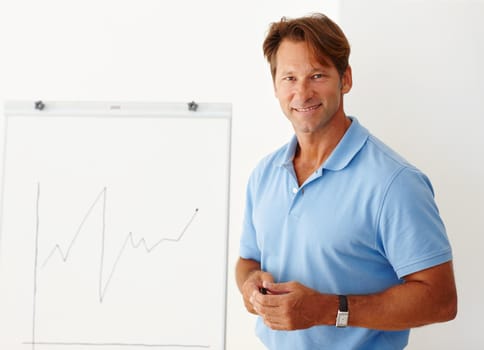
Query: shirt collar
278 117 369 171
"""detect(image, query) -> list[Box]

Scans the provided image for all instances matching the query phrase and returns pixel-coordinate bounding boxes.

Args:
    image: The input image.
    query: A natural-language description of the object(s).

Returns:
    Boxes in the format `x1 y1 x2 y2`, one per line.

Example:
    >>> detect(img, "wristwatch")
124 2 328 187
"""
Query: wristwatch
335 295 349 328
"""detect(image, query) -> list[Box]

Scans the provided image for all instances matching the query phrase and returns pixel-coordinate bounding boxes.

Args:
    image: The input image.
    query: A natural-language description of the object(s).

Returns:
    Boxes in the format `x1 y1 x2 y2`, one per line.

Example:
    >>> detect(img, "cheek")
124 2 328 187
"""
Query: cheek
320 87 342 104
275 89 293 106
325 95 342 112
274 81 295 99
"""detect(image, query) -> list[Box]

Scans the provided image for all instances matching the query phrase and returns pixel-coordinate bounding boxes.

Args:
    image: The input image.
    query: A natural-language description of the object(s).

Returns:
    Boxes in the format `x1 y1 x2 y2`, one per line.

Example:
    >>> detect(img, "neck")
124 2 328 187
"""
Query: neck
295 115 351 168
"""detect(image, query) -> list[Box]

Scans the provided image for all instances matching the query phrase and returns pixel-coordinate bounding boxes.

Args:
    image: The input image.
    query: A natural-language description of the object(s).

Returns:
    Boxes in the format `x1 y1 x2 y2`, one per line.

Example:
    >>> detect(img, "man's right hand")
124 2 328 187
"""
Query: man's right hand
236 257 274 315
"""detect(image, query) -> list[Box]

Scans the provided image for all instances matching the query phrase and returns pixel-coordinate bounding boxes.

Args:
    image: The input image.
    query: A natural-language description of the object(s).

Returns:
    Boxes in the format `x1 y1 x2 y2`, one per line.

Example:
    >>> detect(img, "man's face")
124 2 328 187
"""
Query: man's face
273 39 351 136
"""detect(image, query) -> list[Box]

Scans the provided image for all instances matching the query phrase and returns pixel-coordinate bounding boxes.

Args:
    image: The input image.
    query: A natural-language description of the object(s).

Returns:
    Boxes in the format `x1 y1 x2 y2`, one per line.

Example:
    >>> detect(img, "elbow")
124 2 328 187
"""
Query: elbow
418 294 457 327
439 289 458 323
444 295 458 322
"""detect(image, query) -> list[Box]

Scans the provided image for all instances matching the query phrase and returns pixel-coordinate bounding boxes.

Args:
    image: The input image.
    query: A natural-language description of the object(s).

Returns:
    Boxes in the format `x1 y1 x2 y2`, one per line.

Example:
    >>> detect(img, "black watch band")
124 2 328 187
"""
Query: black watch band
338 295 348 312
336 295 349 327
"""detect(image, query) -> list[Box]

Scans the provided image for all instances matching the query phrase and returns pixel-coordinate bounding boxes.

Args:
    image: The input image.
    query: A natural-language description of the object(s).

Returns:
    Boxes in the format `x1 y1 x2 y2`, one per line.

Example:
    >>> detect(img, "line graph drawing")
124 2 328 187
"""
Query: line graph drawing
30 183 206 349
38 184 200 303
0 102 231 350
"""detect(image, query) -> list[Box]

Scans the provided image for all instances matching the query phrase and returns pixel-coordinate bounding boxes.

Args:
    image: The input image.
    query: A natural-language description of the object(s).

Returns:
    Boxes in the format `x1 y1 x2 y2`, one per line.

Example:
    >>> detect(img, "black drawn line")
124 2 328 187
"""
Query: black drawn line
40 187 106 269
23 341 210 348
31 182 41 350
31 183 205 349
39 185 199 302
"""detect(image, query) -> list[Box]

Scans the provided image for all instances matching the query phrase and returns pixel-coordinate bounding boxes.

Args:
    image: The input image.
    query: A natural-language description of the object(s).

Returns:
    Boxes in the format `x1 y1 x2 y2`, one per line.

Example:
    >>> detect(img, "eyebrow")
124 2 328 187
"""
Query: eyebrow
278 67 329 76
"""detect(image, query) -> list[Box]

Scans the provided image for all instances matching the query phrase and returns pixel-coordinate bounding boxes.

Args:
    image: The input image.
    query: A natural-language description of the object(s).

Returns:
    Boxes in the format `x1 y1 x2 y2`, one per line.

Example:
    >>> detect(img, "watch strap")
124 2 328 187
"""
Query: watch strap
338 295 348 312
335 295 349 327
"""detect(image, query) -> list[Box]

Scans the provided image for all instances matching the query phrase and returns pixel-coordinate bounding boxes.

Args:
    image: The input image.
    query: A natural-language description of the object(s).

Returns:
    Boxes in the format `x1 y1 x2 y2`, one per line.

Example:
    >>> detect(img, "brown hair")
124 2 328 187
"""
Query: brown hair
263 13 350 80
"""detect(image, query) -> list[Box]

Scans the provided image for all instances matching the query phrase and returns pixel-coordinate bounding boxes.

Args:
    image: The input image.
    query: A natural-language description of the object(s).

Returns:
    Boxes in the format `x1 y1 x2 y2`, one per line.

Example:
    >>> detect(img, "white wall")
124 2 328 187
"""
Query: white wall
0 1 339 350
341 0 484 349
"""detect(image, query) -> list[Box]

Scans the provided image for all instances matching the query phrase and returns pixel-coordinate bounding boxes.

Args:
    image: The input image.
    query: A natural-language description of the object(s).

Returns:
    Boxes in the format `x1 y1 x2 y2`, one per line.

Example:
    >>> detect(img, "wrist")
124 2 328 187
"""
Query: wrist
336 295 349 327
313 293 340 326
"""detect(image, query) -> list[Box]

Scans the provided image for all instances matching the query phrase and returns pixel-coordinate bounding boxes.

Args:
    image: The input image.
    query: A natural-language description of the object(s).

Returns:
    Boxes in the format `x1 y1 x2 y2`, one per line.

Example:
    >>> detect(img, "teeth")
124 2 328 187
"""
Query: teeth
294 104 320 112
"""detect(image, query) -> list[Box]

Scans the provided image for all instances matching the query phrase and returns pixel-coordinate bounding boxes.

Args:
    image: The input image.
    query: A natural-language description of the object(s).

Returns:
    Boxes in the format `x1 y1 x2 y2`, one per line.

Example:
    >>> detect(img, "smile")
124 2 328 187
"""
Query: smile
292 103 322 112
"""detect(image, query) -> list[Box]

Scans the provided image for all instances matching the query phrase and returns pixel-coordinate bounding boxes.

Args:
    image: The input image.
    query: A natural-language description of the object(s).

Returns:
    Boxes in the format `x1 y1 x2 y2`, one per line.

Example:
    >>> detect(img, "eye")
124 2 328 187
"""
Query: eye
283 76 295 81
312 73 324 79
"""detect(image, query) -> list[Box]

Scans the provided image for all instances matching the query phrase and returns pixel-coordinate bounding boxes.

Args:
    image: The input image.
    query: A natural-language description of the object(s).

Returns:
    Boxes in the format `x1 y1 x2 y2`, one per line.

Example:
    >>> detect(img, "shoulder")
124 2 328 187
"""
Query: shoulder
365 134 413 170
248 140 292 186
336 117 416 179
364 135 433 192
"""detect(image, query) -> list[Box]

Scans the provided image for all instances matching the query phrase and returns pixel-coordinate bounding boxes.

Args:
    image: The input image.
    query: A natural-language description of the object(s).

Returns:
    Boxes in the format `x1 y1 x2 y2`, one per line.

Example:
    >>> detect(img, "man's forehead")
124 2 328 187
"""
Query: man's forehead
276 39 333 69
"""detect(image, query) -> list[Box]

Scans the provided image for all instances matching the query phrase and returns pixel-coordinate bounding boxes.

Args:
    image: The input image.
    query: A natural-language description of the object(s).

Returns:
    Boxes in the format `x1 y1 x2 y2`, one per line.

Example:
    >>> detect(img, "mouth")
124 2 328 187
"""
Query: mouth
291 103 322 112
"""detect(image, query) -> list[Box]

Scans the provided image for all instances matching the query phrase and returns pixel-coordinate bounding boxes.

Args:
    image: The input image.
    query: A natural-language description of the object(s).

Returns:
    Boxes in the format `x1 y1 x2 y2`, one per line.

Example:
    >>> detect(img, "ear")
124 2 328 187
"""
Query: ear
340 65 353 94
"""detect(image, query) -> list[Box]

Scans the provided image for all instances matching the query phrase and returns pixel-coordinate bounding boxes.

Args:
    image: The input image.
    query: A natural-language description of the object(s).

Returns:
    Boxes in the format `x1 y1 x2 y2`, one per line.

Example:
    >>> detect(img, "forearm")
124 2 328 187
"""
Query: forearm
348 264 457 330
253 261 457 331
235 257 262 293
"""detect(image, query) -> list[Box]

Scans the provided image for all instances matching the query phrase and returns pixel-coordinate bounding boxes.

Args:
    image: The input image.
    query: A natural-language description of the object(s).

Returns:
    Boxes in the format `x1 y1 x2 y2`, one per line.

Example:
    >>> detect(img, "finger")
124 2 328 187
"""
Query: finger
250 290 270 314
256 294 295 322
260 294 287 308
262 281 291 295
243 295 256 313
249 290 258 307
242 280 262 305
251 291 283 310
262 313 290 331
260 273 275 285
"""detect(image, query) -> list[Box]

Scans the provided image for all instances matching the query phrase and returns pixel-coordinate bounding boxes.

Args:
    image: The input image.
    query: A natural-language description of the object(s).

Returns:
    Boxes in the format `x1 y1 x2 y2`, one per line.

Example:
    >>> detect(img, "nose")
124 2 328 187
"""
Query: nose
293 79 313 103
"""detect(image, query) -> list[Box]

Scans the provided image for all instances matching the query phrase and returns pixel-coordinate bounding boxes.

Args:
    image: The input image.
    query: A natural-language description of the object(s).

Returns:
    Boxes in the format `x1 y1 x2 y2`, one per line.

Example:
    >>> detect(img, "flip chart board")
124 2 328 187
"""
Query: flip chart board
0 101 232 350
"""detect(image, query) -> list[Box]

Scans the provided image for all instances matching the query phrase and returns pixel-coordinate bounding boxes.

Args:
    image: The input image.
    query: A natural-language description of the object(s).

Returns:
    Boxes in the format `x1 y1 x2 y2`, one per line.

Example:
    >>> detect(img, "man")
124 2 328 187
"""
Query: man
236 13 457 349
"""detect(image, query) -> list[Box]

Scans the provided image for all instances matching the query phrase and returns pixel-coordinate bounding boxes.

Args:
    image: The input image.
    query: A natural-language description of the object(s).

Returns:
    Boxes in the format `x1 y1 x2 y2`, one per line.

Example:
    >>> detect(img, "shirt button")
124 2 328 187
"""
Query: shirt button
292 187 298 194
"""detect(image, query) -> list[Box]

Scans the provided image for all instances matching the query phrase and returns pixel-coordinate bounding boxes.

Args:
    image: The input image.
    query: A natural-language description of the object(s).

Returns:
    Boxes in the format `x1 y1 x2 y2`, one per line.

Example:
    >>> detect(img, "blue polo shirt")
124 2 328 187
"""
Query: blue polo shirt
239 117 452 349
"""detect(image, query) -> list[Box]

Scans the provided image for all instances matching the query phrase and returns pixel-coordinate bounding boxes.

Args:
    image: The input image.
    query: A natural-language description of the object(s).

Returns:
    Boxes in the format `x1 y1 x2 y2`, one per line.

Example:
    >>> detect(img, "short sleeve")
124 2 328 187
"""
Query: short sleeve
377 167 452 278
239 171 262 262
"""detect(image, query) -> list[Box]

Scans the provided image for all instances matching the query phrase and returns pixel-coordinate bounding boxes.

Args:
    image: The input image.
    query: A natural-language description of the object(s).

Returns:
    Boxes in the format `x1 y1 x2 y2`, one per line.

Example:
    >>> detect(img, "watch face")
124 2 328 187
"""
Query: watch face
336 310 349 328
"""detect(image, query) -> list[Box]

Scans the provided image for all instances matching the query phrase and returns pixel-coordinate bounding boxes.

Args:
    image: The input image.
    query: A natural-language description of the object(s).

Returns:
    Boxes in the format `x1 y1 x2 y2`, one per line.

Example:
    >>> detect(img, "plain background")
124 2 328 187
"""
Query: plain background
0 0 482 349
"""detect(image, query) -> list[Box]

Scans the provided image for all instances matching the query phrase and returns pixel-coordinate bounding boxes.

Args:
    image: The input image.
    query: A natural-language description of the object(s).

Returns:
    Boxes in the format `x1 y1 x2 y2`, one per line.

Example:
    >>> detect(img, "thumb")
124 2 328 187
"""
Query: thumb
262 280 291 295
